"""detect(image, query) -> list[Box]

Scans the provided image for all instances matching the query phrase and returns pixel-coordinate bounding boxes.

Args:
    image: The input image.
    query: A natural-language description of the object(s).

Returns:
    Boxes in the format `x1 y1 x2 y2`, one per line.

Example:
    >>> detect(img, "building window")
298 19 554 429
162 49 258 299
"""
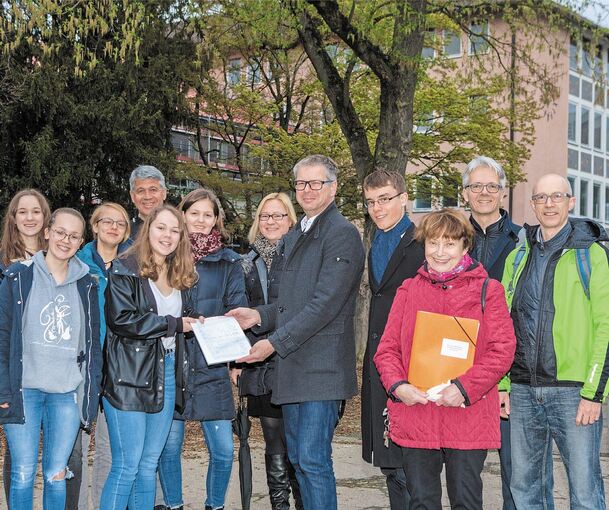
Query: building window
594 112 602 150
443 31 461 58
568 148 578 170
568 102 577 142
582 44 593 77
580 179 589 216
569 39 578 71
469 23 489 55
421 30 435 59
246 61 262 84
581 107 590 145
227 58 241 86
605 186 609 221
413 176 433 210
581 152 592 173
595 85 605 108
594 156 604 176
606 117 609 154
581 81 593 102
569 75 579 96
593 182 601 219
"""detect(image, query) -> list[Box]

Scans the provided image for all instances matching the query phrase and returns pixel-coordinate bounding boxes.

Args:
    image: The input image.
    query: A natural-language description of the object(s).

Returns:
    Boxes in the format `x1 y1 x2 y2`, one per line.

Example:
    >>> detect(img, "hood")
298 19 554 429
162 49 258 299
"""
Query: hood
525 217 608 249
77 240 131 277
32 250 89 286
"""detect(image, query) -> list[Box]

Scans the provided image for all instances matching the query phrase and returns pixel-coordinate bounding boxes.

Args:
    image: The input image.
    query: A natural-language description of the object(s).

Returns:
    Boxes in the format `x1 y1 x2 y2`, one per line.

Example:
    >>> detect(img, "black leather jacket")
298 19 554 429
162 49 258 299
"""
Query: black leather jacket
103 255 190 413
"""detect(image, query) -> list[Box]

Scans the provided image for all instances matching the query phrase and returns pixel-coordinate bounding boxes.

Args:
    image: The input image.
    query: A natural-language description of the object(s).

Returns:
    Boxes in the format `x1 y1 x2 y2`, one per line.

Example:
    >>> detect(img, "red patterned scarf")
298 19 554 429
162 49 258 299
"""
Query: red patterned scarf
189 229 224 262
427 252 474 282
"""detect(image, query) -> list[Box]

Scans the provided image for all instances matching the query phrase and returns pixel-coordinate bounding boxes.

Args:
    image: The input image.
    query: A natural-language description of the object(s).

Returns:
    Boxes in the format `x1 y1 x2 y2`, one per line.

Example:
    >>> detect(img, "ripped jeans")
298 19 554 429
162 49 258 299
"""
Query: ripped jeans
4 389 81 510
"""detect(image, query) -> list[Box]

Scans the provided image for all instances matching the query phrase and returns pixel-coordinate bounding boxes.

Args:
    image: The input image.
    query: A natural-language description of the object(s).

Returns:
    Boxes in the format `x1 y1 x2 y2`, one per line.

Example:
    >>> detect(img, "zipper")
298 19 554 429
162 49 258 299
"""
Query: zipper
17 274 25 423
83 283 94 428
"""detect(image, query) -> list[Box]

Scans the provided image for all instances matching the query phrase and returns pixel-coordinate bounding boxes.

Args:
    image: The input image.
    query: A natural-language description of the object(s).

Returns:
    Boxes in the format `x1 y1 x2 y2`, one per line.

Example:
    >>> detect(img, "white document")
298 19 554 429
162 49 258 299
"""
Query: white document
440 338 469 360
426 381 451 402
192 316 252 365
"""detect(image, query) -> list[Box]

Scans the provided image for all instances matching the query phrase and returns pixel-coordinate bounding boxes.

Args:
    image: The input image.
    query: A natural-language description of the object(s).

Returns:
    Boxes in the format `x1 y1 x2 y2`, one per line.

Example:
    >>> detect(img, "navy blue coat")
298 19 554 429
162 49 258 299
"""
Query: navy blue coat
178 247 248 421
0 260 103 429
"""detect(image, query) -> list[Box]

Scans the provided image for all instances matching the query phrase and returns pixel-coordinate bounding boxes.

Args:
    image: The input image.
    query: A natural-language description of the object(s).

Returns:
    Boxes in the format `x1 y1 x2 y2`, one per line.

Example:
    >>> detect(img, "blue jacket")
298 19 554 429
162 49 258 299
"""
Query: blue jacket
0 260 103 429
178 247 248 421
77 240 131 346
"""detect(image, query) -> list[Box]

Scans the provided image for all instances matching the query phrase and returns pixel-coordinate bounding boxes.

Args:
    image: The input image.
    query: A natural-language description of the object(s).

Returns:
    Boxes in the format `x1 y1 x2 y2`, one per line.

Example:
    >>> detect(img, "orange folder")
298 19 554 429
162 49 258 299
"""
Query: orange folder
408 310 480 391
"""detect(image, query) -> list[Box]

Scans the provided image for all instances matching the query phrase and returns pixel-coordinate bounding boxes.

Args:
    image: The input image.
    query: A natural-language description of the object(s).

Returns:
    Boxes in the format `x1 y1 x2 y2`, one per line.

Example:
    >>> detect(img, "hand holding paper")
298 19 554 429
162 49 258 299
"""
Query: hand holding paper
394 383 428 406
192 316 251 364
434 383 466 407
237 339 275 364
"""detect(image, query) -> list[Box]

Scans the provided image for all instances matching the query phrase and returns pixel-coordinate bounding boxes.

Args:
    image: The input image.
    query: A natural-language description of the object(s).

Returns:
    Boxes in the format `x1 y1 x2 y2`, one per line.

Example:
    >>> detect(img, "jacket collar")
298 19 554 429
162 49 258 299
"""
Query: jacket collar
525 217 608 250
470 209 519 240
370 223 418 292
197 247 241 264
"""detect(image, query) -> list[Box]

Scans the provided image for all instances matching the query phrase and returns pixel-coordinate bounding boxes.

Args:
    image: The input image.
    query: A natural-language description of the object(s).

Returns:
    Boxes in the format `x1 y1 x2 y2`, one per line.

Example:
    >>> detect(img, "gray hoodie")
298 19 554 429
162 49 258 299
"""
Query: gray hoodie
21 251 89 393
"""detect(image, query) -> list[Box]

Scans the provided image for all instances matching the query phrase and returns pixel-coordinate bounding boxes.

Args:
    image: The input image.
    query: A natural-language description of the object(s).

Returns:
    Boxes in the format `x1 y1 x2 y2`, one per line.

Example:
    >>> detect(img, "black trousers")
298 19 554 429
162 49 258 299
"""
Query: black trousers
401 447 487 510
381 466 411 510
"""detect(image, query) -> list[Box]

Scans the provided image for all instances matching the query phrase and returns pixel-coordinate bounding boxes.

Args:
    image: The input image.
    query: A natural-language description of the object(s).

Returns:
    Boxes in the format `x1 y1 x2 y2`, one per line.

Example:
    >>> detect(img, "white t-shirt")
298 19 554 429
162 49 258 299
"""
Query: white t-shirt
149 280 182 350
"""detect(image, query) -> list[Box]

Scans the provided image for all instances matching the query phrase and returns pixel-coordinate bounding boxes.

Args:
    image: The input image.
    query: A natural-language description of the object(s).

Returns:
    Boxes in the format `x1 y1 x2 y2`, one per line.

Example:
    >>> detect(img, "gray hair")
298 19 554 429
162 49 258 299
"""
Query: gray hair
293 155 338 181
462 156 507 189
129 165 167 191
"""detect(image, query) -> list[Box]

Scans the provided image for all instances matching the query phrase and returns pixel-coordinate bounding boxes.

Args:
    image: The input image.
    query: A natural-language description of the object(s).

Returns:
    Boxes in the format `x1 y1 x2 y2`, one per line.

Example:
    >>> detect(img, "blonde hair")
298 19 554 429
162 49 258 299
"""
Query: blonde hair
127 205 197 290
248 192 297 244
1 189 51 266
414 209 475 251
90 202 131 242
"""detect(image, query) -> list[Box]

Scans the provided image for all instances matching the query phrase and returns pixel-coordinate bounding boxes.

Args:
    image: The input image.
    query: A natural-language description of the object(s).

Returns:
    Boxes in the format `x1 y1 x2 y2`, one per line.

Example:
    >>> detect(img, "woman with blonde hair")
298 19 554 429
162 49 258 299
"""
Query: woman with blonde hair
236 192 303 509
63 202 132 509
100 205 200 510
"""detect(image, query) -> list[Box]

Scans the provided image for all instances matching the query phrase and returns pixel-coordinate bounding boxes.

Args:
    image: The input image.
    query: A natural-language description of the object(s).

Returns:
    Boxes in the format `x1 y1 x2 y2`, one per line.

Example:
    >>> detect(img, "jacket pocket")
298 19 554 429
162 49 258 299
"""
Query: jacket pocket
112 339 157 389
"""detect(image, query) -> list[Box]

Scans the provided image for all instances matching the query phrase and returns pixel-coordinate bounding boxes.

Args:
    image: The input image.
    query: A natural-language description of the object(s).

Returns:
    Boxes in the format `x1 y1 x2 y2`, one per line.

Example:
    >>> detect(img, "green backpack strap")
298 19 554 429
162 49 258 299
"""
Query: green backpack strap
574 247 591 300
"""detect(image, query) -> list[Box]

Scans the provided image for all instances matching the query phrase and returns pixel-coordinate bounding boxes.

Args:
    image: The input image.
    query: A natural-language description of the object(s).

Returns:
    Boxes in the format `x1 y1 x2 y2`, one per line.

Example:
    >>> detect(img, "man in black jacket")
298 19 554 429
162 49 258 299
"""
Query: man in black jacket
230 155 365 510
462 156 522 510
361 170 424 509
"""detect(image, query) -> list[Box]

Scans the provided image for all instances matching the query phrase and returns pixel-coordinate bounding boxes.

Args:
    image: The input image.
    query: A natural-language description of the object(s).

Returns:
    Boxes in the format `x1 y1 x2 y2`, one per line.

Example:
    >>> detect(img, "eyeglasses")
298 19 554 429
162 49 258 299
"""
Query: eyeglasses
293 180 335 191
464 183 503 193
531 192 572 204
259 213 288 222
50 228 83 244
97 218 128 229
364 193 403 209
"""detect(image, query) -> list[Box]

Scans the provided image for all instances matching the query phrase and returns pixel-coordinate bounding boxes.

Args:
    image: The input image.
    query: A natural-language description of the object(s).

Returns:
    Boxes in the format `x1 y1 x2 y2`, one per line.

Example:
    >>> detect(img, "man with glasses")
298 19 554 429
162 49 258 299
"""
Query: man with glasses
462 156 524 510
502 173 609 508
128 165 167 240
360 170 423 509
229 155 365 510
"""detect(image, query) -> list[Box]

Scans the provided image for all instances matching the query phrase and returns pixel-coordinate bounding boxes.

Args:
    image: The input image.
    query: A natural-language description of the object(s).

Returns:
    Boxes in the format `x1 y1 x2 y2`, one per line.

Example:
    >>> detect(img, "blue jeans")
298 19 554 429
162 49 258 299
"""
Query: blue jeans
4 389 80 510
158 418 233 509
510 384 605 510
282 400 340 510
100 352 175 510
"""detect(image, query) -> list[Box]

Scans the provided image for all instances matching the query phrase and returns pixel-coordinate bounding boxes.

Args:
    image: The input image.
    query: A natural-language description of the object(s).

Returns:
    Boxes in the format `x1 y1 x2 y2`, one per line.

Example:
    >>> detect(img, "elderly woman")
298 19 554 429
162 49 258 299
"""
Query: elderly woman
374 209 515 510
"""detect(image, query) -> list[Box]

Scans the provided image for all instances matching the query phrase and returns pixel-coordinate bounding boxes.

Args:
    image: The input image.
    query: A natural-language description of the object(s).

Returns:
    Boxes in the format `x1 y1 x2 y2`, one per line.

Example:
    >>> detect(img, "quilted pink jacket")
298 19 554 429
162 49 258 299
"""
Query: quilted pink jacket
374 263 516 450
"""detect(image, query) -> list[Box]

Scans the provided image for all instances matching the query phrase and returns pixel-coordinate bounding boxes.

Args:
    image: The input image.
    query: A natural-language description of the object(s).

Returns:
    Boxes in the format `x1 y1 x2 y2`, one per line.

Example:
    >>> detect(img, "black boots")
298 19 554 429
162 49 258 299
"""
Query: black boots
265 453 304 510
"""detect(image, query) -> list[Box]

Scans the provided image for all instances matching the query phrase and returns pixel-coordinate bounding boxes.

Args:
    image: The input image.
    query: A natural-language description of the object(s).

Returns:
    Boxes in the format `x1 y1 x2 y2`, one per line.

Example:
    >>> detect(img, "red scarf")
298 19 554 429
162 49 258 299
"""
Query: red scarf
427 252 474 282
189 229 223 262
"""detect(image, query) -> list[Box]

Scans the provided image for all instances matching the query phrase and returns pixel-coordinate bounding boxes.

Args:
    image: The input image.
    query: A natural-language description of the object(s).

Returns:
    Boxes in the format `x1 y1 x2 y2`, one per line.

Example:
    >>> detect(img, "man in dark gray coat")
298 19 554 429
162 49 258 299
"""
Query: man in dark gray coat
230 154 365 510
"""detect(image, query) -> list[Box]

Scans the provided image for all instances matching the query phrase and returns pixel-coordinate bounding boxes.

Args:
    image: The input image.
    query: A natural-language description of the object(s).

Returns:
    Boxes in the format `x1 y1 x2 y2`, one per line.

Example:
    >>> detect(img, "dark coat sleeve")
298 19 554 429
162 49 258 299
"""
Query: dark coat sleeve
105 272 180 340
0 276 14 402
224 261 248 311
268 224 365 358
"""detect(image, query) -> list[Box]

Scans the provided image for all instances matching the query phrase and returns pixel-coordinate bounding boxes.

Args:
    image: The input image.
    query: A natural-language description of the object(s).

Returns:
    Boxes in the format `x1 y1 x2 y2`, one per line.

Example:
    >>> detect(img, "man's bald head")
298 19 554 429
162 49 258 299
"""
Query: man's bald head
532 173 572 196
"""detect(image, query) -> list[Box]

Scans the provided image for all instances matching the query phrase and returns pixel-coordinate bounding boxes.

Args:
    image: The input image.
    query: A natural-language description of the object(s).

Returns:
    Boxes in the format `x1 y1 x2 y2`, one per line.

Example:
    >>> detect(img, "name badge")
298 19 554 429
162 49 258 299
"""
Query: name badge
440 338 469 360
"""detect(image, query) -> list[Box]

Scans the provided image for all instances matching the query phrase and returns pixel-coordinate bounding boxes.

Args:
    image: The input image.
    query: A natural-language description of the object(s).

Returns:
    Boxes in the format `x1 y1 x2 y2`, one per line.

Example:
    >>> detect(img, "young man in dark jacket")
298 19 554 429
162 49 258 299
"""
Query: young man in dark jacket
361 170 424 509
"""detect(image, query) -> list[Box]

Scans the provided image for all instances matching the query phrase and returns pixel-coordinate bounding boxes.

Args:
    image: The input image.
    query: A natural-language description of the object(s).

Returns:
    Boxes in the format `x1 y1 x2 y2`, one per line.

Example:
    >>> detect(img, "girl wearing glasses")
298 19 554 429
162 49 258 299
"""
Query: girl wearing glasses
100 205 199 510
156 189 247 510
0 189 51 502
234 192 304 509
0 207 103 510
64 202 132 508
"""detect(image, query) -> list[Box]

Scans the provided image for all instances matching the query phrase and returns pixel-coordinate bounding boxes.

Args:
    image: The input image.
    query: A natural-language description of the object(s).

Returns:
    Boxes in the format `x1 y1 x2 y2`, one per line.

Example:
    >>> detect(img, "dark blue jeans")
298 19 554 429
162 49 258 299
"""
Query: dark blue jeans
510 384 605 510
282 400 340 510
100 352 175 510
4 389 80 510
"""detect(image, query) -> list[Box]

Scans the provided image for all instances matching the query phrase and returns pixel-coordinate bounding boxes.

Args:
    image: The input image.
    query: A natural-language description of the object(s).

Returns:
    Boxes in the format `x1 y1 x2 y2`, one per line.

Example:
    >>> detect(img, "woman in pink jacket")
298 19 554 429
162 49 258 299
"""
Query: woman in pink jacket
374 209 515 510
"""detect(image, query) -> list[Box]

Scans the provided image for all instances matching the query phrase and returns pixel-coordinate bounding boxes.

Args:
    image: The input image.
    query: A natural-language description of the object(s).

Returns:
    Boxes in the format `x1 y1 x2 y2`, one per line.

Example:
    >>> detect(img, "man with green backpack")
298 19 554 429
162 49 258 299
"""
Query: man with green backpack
501 173 609 509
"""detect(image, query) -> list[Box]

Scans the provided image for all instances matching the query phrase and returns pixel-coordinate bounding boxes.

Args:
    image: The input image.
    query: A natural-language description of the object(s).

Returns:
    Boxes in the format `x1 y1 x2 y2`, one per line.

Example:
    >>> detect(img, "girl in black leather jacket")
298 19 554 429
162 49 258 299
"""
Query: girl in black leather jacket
100 205 200 510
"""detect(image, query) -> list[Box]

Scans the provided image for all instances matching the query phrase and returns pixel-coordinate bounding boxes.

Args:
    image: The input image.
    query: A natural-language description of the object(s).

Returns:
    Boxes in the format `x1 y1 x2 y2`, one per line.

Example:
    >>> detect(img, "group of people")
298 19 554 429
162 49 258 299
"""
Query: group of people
0 153 606 510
